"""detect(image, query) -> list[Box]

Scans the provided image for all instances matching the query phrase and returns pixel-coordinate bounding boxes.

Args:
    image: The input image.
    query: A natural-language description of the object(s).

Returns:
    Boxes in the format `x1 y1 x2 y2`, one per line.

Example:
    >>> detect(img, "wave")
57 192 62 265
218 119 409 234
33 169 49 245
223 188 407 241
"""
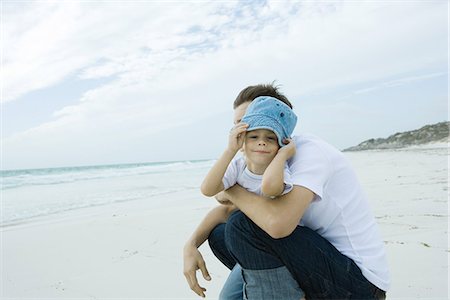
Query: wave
1 160 214 190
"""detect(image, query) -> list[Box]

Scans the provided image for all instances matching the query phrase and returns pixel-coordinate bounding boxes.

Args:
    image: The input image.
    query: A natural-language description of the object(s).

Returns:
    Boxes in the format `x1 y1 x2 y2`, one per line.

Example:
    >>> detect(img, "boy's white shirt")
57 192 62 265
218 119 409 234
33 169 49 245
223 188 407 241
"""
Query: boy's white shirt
222 155 293 198
288 133 390 291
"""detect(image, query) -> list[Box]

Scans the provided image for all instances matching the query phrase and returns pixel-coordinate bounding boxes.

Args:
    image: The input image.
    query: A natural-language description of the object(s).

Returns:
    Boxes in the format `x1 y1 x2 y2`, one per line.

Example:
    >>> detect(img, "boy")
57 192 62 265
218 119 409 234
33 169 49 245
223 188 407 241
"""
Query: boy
200 95 305 300
200 95 297 199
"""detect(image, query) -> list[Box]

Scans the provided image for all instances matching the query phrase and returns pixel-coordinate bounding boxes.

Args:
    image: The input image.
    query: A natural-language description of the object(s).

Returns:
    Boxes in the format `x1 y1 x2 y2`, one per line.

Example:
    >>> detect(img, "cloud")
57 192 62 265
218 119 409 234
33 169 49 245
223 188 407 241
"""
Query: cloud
2 1 241 102
2 1 447 169
4 1 445 103
336 71 448 98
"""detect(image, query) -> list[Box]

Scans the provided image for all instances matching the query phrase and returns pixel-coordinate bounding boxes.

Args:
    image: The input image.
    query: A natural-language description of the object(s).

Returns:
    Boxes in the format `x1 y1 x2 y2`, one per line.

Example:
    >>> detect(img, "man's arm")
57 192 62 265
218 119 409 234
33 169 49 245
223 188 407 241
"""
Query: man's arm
224 185 314 239
184 204 236 249
183 204 237 297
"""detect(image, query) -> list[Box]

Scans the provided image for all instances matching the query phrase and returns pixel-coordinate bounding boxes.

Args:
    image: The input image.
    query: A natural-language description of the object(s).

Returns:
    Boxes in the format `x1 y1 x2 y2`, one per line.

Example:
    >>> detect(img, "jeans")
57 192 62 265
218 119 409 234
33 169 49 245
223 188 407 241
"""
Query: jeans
219 264 243 300
209 210 386 300
209 221 304 300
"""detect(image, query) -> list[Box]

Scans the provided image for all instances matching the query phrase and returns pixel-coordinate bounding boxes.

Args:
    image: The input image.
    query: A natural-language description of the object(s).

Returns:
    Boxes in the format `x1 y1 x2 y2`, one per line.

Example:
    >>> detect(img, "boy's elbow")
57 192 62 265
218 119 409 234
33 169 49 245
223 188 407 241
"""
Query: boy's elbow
261 182 283 198
201 190 214 197
200 186 213 197
200 183 214 197
200 183 218 197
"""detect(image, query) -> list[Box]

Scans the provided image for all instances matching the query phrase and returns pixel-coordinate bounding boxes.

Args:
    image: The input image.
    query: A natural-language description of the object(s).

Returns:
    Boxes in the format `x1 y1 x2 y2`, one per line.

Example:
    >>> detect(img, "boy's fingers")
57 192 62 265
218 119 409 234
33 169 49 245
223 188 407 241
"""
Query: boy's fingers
218 199 233 205
231 124 248 133
237 128 247 136
231 122 248 129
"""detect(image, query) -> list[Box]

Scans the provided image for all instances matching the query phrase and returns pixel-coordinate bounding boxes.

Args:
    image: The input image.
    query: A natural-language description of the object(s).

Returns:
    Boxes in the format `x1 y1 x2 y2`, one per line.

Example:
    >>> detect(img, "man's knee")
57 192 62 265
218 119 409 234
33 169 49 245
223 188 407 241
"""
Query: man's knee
224 211 287 270
208 223 237 270
224 210 262 255
208 223 227 254
225 211 252 240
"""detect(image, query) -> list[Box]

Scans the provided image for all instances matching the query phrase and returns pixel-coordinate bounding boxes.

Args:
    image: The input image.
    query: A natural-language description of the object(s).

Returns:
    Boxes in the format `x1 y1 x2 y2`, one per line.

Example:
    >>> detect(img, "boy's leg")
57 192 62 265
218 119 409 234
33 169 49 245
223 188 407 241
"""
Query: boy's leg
241 265 305 300
209 223 244 299
225 211 386 300
219 264 244 300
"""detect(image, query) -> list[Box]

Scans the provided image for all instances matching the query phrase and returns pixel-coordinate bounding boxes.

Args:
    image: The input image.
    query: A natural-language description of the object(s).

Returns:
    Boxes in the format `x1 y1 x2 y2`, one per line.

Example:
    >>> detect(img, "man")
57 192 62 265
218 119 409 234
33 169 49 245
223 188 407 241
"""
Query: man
183 83 390 299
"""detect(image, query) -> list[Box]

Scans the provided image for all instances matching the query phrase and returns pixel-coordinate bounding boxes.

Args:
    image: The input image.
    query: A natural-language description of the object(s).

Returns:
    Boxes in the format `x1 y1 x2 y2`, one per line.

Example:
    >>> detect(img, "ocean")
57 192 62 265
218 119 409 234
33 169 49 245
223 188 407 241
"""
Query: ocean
1 160 214 226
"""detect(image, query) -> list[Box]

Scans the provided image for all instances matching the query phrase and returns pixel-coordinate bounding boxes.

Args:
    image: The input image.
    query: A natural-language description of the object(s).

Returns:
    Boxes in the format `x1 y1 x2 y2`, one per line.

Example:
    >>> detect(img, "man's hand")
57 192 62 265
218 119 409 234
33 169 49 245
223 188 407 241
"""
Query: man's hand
183 244 211 298
277 138 296 160
227 122 248 153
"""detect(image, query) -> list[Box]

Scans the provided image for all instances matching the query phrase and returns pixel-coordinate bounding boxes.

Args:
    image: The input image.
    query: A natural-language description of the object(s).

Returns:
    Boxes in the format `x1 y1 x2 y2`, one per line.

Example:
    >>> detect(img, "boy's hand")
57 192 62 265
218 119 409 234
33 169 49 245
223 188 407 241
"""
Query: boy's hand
228 122 249 153
215 191 233 206
277 138 296 159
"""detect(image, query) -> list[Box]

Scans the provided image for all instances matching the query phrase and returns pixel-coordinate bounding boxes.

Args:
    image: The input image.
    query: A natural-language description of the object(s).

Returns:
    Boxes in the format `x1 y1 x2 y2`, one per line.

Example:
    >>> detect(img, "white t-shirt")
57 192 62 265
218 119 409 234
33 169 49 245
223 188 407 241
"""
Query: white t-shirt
288 134 390 291
222 156 293 197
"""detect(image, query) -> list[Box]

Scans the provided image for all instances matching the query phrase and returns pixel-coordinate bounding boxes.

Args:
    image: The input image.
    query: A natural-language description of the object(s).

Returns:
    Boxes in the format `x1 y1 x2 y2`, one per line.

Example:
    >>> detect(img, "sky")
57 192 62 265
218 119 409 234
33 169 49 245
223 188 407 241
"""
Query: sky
1 0 448 170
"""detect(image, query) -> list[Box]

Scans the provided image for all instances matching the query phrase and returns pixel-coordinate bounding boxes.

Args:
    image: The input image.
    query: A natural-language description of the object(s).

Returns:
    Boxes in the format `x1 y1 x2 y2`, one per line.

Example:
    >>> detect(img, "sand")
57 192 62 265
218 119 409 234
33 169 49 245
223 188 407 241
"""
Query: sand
1 145 448 299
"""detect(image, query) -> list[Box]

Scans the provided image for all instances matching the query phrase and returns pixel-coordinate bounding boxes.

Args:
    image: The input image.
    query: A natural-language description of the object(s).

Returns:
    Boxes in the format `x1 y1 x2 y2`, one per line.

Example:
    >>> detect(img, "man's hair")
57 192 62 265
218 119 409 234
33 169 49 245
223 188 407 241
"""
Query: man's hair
233 82 293 109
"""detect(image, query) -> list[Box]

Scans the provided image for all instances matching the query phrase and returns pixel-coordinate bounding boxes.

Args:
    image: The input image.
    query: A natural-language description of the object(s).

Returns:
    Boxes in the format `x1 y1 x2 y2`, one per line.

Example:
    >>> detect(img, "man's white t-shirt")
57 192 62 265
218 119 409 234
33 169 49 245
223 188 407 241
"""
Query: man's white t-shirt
288 134 390 291
222 156 293 197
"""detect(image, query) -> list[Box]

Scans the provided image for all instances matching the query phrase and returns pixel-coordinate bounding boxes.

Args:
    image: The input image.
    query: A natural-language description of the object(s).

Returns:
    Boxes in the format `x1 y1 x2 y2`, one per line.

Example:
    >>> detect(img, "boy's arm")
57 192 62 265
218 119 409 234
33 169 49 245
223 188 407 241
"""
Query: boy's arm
261 139 296 197
183 204 237 297
261 152 288 197
200 149 235 197
200 122 248 197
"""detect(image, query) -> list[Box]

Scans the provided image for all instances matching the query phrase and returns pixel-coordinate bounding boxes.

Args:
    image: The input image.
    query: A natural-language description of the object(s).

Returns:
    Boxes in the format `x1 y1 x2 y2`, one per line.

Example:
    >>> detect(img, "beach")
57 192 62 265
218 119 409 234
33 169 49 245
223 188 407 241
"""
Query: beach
1 145 448 299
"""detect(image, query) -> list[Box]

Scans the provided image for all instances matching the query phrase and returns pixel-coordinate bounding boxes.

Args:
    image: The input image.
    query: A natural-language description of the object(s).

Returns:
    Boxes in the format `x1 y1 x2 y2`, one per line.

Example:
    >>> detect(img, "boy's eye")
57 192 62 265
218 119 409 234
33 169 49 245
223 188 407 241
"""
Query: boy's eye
249 135 258 138
268 136 275 140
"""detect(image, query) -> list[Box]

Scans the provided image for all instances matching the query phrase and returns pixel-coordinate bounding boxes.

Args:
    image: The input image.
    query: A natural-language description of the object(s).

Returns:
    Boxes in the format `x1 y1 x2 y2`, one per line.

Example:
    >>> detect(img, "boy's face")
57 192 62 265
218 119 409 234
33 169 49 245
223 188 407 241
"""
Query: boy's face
243 129 280 167
235 101 280 167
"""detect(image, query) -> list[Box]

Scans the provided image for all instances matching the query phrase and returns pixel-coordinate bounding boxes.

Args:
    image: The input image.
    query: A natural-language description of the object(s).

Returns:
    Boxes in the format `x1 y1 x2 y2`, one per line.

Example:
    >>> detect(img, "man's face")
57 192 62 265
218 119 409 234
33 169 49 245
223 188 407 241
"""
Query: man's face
233 101 251 125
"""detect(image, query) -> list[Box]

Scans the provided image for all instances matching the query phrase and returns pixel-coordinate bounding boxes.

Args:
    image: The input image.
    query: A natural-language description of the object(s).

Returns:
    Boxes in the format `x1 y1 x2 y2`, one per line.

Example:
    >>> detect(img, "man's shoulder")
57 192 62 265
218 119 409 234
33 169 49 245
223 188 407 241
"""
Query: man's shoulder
291 133 344 162
293 133 336 151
